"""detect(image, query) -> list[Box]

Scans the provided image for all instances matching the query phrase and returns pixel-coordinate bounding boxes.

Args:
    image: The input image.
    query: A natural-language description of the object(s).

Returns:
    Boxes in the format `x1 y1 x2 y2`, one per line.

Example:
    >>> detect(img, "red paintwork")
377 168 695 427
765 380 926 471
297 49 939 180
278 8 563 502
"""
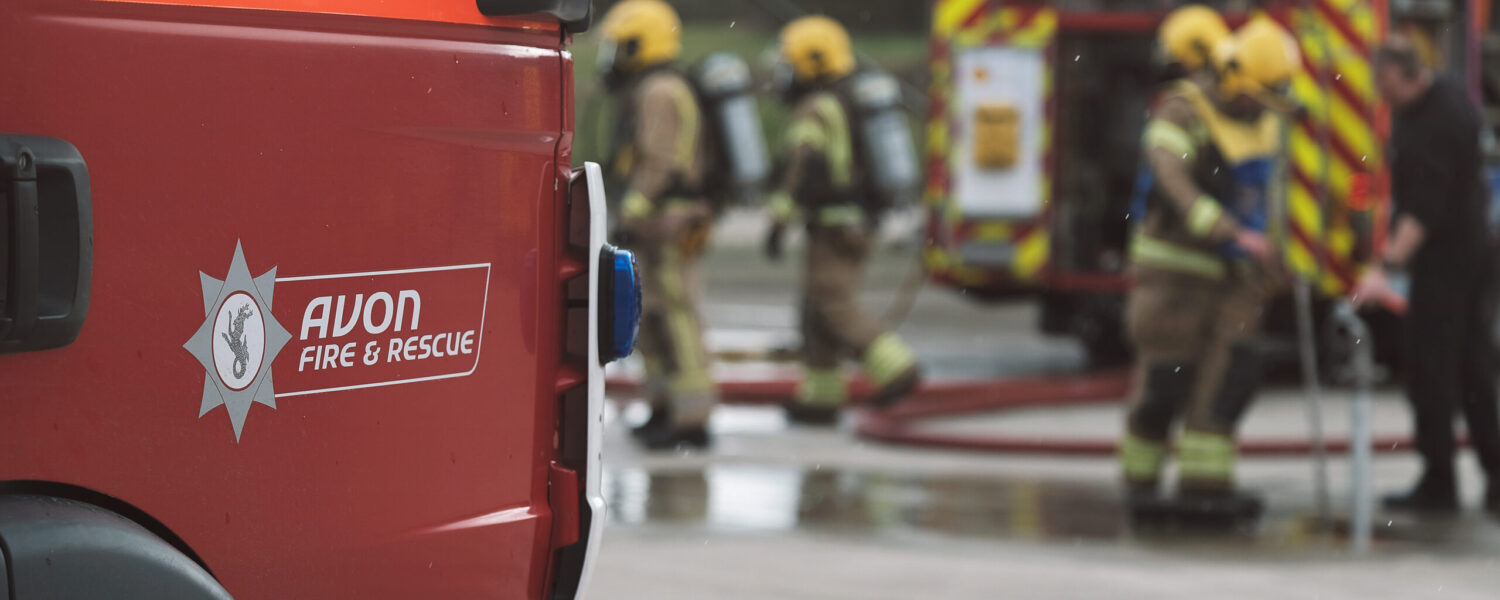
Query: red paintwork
1055 12 1160 32
1055 11 1247 32
1039 271 1131 293
0 0 578 597
95 0 563 29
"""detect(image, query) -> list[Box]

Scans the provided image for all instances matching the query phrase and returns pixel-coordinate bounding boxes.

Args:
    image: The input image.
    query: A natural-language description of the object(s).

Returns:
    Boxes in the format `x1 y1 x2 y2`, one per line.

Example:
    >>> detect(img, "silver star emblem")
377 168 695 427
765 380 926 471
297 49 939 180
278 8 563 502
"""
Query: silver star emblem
183 241 292 441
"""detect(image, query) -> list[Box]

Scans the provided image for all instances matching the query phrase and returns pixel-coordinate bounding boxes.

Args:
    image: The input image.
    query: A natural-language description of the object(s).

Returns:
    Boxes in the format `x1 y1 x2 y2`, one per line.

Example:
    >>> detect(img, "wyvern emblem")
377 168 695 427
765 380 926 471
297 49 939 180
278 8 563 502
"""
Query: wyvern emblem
183 242 291 441
223 304 255 379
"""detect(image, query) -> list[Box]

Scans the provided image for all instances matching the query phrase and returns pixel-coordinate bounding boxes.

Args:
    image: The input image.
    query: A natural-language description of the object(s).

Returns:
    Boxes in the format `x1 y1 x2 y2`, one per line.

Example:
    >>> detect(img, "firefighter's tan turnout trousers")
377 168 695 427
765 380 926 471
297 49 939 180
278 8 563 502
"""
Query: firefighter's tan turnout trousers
630 204 716 427
796 223 918 407
1120 264 1276 493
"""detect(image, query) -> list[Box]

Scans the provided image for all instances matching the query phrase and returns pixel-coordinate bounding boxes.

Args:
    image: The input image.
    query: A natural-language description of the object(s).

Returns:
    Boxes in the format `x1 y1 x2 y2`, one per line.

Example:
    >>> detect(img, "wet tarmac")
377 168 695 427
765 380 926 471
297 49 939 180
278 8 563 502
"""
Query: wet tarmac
590 233 1500 599
607 465 1126 541
595 403 1500 599
603 432 1500 551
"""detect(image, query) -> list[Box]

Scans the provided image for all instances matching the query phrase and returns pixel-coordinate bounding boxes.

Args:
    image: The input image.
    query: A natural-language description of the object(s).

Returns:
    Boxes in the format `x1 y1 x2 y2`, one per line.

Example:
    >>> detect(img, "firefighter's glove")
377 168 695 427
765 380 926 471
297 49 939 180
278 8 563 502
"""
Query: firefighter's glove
617 189 663 245
764 222 787 262
612 226 636 248
1233 229 1278 271
767 191 799 224
680 223 713 260
1351 266 1394 310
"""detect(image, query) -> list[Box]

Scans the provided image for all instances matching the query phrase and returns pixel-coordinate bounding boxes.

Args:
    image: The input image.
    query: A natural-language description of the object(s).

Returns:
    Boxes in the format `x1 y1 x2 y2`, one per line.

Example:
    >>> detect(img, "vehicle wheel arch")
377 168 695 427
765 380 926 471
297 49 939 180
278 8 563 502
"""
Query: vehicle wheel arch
0 480 229 600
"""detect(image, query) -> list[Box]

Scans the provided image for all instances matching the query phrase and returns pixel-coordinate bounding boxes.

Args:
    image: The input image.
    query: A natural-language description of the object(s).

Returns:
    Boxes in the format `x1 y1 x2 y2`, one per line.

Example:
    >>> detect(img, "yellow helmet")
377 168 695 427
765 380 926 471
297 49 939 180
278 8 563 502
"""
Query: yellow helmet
1214 17 1301 101
1158 5 1231 72
598 0 682 75
778 16 856 83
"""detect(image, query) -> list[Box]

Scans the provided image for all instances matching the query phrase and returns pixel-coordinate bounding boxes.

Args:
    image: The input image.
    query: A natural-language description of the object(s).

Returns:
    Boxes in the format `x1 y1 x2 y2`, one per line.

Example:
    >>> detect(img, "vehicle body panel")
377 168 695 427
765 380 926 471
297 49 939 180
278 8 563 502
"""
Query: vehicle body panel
0 0 577 596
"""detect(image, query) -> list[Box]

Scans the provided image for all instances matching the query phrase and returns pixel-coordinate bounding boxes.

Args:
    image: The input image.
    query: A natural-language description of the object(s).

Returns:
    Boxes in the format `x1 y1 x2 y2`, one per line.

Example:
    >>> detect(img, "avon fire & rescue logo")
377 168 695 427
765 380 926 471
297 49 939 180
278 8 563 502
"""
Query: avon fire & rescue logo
184 241 491 441
183 241 292 441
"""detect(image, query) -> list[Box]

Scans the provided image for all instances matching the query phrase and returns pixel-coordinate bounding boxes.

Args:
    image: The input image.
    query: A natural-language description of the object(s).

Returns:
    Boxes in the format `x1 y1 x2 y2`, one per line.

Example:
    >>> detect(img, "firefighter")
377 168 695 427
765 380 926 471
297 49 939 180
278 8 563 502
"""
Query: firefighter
1119 14 1300 509
598 0 717 449
764 16 923 425
1154 5 1230 80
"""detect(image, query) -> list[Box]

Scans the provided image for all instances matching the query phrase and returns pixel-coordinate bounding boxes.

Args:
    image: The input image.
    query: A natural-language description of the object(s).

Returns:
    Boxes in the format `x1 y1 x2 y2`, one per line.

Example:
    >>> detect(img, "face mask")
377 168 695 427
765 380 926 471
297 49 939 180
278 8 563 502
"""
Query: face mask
770 60 794 93
597 38 638 92
597 38 618 76
770 60 815 104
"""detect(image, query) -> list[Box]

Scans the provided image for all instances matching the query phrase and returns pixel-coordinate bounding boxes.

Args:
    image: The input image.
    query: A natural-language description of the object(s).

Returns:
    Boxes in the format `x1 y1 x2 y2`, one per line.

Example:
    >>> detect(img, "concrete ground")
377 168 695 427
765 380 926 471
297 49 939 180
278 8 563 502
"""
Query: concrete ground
590 214 1500 599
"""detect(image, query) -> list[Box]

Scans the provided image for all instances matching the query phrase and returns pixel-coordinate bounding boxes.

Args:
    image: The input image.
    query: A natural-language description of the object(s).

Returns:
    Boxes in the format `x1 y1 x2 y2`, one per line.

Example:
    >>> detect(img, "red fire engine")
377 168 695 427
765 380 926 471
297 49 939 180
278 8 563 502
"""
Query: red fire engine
0 0 640 598
922 0 1495 364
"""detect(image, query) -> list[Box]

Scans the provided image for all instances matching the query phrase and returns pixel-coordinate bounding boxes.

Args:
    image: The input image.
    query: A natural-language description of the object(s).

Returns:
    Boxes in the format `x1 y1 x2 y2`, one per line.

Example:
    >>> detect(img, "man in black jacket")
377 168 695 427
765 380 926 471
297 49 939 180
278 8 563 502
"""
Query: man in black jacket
1354 37 1500 515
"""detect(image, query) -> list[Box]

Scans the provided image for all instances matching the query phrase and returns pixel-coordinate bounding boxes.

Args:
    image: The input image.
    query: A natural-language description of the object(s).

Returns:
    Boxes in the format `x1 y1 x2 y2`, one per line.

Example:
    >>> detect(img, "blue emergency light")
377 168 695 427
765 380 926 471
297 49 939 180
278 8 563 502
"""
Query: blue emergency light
599 244 641 363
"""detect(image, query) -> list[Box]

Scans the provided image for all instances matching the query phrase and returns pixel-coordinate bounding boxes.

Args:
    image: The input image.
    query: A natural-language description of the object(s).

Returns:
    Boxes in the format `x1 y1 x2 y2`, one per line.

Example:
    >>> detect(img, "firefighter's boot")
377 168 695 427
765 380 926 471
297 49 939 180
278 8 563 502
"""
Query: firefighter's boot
863 333 921 409
1177 429 1236 494
639 381 715 451
1175 429 1262 523
1120 433 1168 508
1484 480 1500 518
630 403 673 441
1122 362 1193 513
637 423 711 451
784 367 845 426
1383 467 1459 514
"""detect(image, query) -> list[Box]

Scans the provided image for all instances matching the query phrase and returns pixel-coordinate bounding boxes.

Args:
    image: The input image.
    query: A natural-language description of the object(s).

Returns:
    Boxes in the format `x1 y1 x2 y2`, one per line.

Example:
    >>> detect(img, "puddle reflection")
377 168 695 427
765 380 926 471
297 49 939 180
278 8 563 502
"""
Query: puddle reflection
603 464 1500 555
603 465 1123 540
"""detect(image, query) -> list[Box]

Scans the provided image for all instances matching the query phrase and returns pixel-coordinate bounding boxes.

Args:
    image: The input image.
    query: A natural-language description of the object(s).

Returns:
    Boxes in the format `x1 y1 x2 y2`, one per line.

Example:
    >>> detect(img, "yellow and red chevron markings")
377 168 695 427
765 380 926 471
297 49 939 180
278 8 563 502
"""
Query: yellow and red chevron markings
925 0 1057 288
1271 0 1383 296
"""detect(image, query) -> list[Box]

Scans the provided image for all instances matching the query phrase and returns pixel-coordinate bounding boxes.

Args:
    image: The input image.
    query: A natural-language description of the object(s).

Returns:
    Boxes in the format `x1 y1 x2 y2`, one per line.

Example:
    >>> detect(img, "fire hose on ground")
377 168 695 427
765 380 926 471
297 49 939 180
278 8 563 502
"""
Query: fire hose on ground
606 347 1428 460
608 298 1418 553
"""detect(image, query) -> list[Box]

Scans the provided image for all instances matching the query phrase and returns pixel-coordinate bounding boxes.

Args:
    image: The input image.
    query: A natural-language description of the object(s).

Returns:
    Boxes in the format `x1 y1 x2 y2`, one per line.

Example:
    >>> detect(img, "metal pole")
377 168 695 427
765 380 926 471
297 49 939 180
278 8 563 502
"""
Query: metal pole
1294 279 1332 530
1332 301 1374 555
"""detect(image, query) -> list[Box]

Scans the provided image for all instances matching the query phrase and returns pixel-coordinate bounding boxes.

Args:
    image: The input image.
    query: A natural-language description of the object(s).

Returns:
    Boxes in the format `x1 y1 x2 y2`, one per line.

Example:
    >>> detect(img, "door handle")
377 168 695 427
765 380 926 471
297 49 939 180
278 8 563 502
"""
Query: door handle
0 135 91 354
1 139 39 342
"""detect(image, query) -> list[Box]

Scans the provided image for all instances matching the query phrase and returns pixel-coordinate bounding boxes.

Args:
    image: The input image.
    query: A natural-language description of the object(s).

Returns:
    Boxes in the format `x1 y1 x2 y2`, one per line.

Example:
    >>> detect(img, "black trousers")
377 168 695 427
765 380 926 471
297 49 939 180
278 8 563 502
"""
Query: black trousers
1404 258 1500 478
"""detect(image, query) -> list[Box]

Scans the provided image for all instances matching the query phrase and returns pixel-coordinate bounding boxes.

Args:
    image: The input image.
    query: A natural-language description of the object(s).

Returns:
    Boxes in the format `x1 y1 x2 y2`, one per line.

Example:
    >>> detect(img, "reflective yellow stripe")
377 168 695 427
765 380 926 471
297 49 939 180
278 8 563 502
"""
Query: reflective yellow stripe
665 81 701 174
1178 430 1235 484
1129 235 1225 279
809 93 853 188
786 120 828 150
1143 119 1196 161
768 190 798 223
1013 230 1049 280
974 222 1013 241
1187 196 1224 238
816 204 863 227
621 190 653 220
797 368 847 407
863 332 917 387
1120 433 1167 482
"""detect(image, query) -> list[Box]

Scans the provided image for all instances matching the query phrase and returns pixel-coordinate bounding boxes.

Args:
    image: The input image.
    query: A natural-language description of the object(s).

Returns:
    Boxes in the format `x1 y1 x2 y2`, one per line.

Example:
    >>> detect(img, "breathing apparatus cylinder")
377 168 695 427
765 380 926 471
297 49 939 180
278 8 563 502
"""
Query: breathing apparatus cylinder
692 52 771 206
847 70 919 206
